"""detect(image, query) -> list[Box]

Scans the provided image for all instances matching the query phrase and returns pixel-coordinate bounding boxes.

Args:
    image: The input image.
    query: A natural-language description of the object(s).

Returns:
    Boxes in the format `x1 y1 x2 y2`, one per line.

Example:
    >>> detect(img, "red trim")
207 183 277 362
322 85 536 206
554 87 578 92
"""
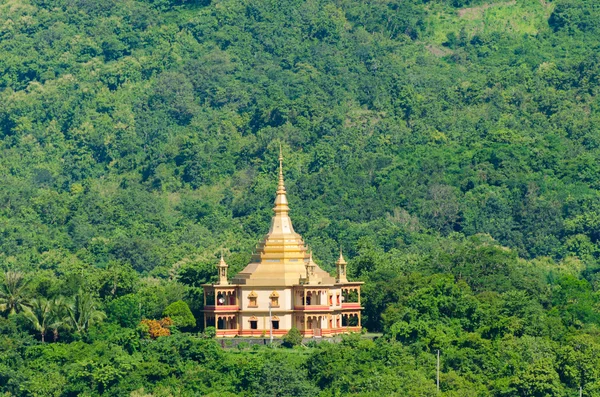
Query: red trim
294 305 331 311
239 330 288 335
215 329 240 336
214 327 362 338
204 305 239 312
341 303 361 309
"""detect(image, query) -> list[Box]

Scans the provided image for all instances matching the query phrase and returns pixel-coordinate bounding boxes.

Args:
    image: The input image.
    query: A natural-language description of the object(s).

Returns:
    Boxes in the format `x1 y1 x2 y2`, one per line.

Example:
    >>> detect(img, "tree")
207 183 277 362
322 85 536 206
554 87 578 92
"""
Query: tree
139 318 173 339
107 294 141 328
0 271 31 315
99 262 138 299
162 300 195 329
282 327 303 348
255 358 319 397
48 296 70 342
511 359 564 397
23 297 53 342
67 290 106 334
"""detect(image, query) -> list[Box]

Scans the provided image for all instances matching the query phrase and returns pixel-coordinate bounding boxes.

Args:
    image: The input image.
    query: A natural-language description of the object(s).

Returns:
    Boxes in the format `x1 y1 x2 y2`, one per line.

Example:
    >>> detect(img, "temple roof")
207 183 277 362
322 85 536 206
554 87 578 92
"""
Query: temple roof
231 147 335 286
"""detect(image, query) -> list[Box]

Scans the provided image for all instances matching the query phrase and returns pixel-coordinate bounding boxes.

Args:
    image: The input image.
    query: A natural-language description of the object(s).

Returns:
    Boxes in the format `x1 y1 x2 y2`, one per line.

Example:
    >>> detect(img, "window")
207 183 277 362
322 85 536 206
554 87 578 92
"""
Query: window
249 316 258 330
329 294 333 306
272 321 279 330
269 291 279 307
248 291 258 307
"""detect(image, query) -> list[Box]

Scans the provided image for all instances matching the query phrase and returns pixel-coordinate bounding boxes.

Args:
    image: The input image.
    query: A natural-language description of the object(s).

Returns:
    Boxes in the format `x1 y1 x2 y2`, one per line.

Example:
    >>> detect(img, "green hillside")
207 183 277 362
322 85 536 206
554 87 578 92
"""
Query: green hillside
2 0 600 395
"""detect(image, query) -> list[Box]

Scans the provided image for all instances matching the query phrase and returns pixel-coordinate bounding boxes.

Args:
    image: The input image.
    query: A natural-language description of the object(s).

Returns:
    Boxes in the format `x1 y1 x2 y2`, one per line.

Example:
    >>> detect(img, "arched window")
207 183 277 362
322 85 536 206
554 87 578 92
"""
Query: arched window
248 291 258 308
269 291 279 307
249 316 258 330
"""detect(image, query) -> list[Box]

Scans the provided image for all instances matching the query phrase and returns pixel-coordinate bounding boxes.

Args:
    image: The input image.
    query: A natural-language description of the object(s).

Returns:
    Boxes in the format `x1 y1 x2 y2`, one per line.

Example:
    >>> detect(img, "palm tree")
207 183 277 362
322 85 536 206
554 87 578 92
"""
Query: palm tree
0 271 31 315
24 298 53 342
48 296 70 342
67 289 106 333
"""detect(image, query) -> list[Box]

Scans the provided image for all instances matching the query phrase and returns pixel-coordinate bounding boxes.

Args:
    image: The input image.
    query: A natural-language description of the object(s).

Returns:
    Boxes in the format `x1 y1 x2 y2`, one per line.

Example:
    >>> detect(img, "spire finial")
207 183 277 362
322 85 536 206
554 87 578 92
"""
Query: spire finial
270 143 292 229
277 144 285 193
279 143 283 163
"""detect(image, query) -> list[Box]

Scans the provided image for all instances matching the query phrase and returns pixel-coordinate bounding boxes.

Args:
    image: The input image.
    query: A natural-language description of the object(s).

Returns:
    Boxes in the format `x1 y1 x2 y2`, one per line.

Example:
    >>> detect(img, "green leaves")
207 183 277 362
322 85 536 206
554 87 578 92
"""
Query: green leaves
549 0 600 34
107 294 141 328
2 0 600 395
0 271 31 316
282 327 303 347
511 359 563 397
162 300 195 329
66 289 106 334
23 297 53 342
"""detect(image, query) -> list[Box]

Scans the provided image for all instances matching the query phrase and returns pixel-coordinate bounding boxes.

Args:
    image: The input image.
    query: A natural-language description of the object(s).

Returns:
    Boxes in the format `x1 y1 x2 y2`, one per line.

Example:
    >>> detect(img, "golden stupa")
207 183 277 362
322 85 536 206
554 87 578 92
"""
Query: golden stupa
202 147 362 338
232 147 335 286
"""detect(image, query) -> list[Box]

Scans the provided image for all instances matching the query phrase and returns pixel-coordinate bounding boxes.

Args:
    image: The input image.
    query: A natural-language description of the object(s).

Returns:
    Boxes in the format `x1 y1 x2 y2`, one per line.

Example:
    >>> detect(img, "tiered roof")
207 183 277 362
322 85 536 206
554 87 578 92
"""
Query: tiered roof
232 148 336 286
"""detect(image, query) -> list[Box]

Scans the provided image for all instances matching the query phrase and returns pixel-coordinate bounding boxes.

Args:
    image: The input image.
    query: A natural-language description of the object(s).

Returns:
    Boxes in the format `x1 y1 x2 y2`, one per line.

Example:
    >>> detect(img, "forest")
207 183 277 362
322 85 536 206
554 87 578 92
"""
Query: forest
1 0 600 395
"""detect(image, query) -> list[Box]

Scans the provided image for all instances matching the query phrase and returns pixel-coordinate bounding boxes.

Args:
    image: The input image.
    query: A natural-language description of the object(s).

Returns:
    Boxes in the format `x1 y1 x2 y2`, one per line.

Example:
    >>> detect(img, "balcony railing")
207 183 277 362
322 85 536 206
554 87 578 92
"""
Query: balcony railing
294 305 331 311
204 305 239 311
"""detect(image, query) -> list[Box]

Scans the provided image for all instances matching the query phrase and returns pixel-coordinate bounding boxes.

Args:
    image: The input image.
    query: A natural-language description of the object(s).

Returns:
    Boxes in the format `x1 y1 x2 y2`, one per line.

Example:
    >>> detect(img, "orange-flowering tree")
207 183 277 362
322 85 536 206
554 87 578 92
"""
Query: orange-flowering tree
139 317 173 339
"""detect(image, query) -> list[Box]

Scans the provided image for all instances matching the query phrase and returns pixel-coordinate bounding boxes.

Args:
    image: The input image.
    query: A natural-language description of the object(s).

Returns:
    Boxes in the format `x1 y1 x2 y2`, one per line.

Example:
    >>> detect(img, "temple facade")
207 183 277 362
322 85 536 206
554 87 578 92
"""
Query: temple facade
202 149 363 338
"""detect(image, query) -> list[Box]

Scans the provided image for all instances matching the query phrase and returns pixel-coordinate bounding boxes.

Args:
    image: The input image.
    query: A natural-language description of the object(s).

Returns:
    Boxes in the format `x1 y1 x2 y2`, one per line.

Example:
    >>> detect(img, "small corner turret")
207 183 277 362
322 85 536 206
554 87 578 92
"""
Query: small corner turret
305 250 319 284
217 252 229 285
335 247 348 283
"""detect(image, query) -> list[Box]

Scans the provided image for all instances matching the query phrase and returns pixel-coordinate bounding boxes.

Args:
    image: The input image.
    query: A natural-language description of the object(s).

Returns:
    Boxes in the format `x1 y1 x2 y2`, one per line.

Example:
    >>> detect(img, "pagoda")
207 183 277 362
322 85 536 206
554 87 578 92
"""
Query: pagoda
202 148 363 337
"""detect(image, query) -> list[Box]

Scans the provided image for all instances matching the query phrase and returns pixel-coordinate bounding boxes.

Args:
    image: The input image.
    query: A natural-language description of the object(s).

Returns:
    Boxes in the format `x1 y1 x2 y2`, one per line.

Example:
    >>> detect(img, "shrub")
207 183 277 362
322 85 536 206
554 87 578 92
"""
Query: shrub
162 300 196 329
139 317 173 339
203 326 216 338
282 327 303 347
107 294 141 328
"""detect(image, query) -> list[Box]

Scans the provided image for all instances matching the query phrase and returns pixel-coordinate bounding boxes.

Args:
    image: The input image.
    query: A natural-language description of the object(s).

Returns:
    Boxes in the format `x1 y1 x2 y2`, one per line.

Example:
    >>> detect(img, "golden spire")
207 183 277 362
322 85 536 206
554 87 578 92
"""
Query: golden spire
231 147 336 286
273 144 290 216
277 144 285 194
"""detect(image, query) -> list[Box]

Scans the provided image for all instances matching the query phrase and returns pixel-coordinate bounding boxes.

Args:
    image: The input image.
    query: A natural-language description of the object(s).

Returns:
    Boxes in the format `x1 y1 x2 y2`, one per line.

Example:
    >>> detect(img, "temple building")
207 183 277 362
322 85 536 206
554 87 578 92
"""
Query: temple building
202 149 363 338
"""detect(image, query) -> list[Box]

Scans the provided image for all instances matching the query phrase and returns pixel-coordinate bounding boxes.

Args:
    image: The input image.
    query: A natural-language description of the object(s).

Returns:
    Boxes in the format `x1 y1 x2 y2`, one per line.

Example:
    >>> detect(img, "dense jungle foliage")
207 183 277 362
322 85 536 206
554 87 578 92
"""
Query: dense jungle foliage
2 0 600 395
